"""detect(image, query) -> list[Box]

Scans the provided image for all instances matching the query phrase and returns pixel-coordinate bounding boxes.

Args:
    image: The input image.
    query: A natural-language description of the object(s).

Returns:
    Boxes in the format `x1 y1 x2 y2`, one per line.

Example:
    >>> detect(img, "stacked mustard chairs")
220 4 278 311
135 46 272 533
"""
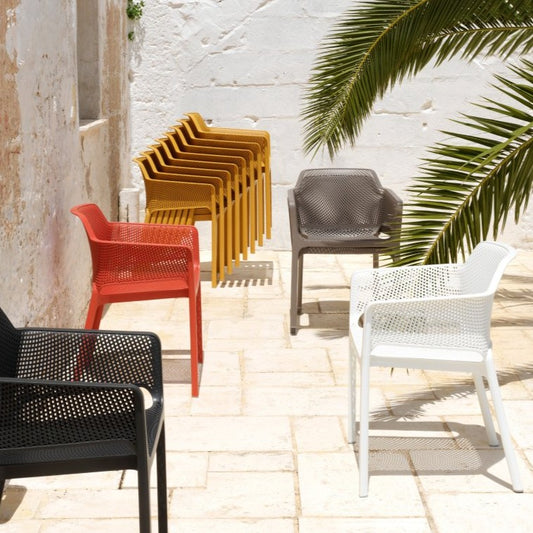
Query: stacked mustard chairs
135 113 272 287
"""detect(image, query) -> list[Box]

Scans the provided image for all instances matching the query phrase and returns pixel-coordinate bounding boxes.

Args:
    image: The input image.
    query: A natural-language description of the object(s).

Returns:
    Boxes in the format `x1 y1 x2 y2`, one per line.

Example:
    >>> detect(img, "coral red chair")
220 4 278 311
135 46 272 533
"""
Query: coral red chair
71 203 203 396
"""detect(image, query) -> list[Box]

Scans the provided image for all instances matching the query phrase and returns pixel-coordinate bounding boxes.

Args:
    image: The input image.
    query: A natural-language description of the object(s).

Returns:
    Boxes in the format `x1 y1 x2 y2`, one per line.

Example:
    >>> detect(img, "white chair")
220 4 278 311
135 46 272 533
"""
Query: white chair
348 241 523 497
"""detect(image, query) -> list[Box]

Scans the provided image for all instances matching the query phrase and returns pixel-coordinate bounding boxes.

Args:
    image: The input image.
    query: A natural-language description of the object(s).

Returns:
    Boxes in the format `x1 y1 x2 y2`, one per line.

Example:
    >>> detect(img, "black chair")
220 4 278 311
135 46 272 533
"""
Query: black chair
288 168 402 335
0 308 167 532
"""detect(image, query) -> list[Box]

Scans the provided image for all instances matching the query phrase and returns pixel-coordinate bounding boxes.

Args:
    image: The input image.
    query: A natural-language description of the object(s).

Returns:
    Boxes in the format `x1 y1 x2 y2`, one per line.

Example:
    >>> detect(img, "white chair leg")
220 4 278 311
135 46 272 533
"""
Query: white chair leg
358 358 371 497
473 373 499 446
485 359 523 492
348 336 357 444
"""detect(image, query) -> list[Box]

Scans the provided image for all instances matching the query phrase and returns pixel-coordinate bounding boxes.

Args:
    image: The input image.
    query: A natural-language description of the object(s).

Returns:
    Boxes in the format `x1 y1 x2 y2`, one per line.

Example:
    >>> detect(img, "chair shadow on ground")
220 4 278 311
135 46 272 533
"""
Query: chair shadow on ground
294 299 349 339
200 261 274 287
353 420 515 491
0 486 27 523
162 349 200 385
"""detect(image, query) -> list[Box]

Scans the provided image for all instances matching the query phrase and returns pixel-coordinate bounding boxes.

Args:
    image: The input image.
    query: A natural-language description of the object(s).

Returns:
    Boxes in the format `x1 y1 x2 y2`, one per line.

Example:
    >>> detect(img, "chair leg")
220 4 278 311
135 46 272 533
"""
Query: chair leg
485 358 523 492
156 425 168 533
473 373 498 446
372 253 379 268
85 297 104 329
290 250 301 335
196 287 204 365
137 463 152 533
358 357 371 497
348 336 357 444
0 479 5 503
296 253 304 314
189 290 200 397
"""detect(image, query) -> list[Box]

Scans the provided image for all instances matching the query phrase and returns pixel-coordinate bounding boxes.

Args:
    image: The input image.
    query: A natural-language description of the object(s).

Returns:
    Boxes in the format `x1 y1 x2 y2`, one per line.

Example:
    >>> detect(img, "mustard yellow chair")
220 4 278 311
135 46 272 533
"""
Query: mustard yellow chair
153 139 246 266
179 118 268 246
142 148 236 276
164 127 257 257
183 112 272 241
135 154 225 287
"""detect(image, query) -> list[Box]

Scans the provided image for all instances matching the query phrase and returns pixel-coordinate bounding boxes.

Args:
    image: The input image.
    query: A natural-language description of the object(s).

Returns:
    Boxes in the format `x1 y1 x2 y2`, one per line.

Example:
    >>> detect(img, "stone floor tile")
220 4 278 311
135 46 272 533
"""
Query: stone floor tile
425 492 533 533
198 351 242 386
170 472 295 518
172 517 295 532
38 518 145 532
243 386 347 416
164 416 292 452
299 517 432 533
122 451 208 489
208 451 294 472
245 371 336 387
0 521 41 533
243 347 332 373
189 386 243 416
33 488 142 519
207 318 285 339
292 416 347 452
505 400 533 448
297 452 425 516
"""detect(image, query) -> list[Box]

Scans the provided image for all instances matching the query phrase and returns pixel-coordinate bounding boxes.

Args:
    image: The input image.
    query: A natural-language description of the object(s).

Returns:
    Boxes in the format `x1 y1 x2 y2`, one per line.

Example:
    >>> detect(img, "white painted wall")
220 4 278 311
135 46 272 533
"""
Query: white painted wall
129 1 533 252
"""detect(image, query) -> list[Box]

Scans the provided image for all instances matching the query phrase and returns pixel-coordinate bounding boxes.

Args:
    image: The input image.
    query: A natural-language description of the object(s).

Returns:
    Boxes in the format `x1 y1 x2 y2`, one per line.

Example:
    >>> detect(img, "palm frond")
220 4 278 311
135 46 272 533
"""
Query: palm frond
302 0 533 157
395 59 533 265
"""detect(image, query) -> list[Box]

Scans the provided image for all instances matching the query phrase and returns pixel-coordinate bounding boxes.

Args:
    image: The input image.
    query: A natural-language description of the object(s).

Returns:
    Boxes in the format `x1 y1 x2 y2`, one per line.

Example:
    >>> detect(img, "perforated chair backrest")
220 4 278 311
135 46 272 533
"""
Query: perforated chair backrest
458 241 516 295
71 204 112 242
294 169 385 238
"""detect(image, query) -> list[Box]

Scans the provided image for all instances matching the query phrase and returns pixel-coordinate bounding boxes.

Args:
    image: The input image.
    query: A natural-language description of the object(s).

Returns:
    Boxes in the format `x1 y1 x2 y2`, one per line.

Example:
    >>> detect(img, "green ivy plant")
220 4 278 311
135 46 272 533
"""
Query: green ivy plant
127 0 145 41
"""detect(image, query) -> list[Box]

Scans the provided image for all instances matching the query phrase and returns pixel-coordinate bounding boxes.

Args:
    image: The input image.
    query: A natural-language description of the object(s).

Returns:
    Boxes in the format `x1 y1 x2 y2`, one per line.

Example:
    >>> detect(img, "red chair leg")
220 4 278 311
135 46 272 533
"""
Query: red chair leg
85 297 104 330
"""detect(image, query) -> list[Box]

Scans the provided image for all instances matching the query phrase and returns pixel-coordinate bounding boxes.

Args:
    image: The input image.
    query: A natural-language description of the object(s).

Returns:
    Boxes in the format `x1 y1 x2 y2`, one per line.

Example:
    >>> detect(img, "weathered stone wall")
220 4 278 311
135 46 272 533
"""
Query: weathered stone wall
0 0 130 327
129 0 533 251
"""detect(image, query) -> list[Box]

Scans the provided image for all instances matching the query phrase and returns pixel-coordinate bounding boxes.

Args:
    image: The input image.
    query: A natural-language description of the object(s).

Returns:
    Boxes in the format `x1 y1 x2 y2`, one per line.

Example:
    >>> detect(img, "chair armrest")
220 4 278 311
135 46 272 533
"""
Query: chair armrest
0 377 157 451
381 188 403 232
15 328 163 397
287 189 301 242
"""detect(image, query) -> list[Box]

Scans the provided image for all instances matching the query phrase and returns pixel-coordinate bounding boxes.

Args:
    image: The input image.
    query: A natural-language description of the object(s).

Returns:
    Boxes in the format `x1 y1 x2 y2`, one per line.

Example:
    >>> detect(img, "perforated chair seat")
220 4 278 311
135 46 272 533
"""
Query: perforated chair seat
0 309 167 532
288 168 402 334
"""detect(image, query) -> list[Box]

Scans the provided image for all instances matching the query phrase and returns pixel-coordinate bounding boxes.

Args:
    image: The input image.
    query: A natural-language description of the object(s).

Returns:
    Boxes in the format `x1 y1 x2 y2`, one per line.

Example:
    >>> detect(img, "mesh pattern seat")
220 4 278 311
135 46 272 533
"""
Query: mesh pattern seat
0 308 167 532
71 203 203 397
288 168 402 334
348 241 523 497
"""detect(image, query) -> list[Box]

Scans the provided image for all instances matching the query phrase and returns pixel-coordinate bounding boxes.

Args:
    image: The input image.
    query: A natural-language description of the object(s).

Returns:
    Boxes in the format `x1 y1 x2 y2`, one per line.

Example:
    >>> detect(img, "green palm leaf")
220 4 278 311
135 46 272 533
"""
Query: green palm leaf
302 0 533 157
396 59 533 265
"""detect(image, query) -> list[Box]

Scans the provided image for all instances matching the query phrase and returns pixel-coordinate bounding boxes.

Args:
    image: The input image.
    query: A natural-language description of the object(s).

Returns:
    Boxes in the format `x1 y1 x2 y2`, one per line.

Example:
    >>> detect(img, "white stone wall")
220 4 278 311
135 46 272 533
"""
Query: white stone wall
129 0 533 251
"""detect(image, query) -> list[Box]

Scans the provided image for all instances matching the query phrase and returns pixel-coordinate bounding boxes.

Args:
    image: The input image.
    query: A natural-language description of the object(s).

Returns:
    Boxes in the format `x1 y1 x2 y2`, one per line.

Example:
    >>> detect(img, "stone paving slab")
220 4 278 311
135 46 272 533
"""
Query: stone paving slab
2 250 532 531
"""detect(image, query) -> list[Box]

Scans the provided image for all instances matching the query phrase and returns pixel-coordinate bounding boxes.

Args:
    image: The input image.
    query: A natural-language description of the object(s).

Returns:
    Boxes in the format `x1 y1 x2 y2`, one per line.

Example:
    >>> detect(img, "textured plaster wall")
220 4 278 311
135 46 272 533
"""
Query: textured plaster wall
129 0 533 252
0 0 130 327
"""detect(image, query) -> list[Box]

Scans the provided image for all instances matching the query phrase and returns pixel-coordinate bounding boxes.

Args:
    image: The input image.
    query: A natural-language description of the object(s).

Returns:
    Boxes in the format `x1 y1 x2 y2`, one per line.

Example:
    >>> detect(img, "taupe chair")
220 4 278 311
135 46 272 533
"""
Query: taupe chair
288 168 402 335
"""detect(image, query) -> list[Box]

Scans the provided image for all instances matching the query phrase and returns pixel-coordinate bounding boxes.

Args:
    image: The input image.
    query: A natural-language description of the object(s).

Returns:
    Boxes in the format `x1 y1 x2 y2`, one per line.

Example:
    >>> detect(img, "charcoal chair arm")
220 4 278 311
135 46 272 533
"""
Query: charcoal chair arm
0 377 159 457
